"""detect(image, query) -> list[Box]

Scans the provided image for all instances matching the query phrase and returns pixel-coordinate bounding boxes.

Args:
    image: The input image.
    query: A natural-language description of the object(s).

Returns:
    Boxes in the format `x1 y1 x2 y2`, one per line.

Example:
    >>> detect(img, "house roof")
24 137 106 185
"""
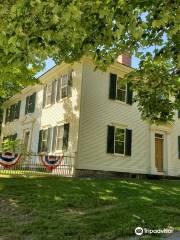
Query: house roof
3 57 134 107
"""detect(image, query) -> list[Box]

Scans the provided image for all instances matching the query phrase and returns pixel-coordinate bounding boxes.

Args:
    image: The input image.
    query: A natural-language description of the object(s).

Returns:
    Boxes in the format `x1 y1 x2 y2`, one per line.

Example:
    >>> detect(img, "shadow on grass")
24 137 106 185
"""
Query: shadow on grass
0 177 180 240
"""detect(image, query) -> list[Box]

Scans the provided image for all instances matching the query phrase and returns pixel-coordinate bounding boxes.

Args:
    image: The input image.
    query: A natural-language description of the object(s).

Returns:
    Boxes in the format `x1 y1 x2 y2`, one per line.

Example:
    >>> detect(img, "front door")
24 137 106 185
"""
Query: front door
155 133 164 172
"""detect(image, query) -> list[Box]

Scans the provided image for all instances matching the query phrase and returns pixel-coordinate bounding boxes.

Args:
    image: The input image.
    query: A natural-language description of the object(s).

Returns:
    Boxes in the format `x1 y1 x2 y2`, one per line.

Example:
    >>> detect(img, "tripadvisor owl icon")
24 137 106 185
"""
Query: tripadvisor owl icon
135 227 143 236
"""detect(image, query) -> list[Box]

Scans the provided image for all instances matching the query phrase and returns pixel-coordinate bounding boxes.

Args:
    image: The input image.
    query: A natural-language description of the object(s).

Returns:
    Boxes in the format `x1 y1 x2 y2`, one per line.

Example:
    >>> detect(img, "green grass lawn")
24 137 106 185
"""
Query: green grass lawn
0 176 180 240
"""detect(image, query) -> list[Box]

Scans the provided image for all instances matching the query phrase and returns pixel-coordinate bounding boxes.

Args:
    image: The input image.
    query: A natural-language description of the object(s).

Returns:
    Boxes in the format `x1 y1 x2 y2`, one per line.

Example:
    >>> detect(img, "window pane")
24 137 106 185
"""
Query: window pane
56 126 63 150
116 78 126 102
114 128 125 154
46 85 52 105
62 75 68 86
117 78 126 90
115 141 124 154
61 87 68 98
117 89 126 102
115 128 124 141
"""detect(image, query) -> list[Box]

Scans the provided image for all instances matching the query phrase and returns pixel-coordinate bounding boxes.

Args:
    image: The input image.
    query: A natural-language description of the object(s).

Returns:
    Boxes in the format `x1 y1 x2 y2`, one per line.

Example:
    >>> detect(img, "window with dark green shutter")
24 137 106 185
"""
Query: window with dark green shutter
178 136 180 159
25 92 36 114
6 101 21 122
38 129 50 153
51 124 70 152
107 125 132 155
109 73 133 105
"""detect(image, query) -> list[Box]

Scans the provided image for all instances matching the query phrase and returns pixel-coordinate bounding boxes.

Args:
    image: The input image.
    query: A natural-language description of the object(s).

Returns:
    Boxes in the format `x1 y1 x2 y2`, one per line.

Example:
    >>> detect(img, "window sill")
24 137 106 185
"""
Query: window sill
25 112 34 116
113 153 125 157
57 96 71 103
43 104 52 109
114 100 131 106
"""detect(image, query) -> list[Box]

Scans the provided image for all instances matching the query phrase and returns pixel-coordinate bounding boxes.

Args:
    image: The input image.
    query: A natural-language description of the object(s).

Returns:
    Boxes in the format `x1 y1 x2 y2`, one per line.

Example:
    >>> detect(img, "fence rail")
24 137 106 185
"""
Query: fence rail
0 154 75 177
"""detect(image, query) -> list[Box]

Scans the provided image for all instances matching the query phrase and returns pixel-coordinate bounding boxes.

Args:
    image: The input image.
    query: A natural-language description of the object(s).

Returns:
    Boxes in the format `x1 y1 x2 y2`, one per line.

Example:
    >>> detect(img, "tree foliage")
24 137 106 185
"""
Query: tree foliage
0 0 179 123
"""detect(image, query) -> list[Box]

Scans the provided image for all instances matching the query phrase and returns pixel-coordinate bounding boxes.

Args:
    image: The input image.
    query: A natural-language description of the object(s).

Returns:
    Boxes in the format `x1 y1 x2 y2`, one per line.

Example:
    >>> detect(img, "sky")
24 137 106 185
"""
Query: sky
36 55 140 77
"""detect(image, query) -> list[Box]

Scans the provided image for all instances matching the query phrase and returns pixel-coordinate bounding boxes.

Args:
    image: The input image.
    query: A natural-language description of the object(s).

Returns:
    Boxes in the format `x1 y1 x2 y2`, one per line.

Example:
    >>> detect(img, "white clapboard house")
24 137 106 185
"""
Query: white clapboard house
1 56 180 177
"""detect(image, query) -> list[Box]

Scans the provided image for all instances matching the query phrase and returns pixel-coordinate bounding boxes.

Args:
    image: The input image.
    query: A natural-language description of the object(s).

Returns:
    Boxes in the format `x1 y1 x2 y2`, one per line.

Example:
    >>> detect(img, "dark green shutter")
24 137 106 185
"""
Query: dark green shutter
51 80 57 104
178 136 180 159
25 96 29 114
38 130 43 153
52 126 57 152
42 85 47 108
109 73 117 100
125 129 132 156
47 128 52 153
5 108 9 123
178 111 180 118
10 105 14 122
126 82 133 105
68 70 73 97
56 77 61 101
107 125 115 153
62 123 69 151
17 101 21 118
31 92 36 113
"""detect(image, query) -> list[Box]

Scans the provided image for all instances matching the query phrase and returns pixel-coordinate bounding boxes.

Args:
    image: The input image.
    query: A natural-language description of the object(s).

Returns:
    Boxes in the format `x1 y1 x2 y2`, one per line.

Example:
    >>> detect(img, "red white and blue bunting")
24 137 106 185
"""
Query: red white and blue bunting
40 155 64 171
0 152 22 168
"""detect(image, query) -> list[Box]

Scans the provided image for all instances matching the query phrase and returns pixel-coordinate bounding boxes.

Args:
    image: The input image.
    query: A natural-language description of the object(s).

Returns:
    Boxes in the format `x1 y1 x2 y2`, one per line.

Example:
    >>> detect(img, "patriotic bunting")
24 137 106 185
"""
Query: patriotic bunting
0 152 22 168
40 154 63 171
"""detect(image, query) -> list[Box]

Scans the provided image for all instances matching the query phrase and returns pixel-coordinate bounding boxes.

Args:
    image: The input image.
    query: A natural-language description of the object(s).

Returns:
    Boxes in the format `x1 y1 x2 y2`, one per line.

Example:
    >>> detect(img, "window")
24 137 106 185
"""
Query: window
109 73 133 105
107 125 132 156
25 93 36 114
46 85 52 106
5 101 21 123
41 130 48 152
114 128 125 154
116 77 127 102
61 75 68 99
38 128 52 153
56 125 64 150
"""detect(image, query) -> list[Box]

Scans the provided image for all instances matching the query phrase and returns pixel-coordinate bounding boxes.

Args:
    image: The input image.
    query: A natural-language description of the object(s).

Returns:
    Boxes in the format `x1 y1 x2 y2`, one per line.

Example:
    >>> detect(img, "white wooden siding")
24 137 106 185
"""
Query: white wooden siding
77 61 180 176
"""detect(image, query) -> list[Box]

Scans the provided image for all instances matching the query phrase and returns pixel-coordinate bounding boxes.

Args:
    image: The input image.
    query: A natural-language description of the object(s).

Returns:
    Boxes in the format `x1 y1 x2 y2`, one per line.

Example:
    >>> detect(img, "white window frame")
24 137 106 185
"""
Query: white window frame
41 129 48 151
114 127 125 155
55 125 64 151
61 74 68 99
116 77 127 103
27 95 33 113
46 84 52 106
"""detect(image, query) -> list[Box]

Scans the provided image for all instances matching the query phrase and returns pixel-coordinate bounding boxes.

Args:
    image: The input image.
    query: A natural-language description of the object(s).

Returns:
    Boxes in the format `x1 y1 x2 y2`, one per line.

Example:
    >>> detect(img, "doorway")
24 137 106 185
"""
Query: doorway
155 133 164 172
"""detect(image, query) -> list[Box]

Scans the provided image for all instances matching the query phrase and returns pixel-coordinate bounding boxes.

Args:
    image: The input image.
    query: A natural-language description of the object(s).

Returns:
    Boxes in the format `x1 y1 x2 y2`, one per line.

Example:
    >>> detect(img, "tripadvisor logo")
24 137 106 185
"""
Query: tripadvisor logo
135 226 174 236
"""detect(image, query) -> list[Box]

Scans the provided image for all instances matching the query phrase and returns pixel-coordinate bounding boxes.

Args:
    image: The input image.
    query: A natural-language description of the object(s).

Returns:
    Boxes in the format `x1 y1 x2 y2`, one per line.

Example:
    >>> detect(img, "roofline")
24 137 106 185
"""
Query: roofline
3 57 134 107
37 64 57 78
